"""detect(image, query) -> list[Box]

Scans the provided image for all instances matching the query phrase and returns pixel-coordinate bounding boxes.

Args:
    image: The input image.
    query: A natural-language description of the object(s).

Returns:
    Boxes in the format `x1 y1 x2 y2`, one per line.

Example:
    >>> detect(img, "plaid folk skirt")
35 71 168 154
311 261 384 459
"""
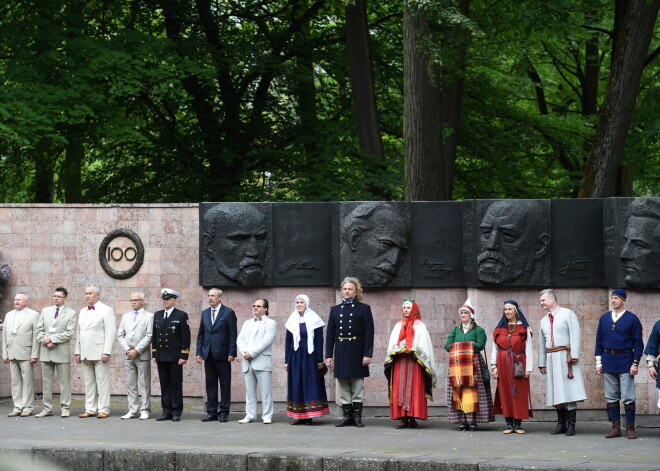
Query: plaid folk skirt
447 353 495 424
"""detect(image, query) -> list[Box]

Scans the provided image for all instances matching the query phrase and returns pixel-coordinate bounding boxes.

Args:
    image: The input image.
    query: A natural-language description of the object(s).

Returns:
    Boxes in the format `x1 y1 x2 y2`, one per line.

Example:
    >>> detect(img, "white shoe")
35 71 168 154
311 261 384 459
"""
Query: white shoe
121 412 138 419
263 418 272 424
140 411 149 420
238 417 254 424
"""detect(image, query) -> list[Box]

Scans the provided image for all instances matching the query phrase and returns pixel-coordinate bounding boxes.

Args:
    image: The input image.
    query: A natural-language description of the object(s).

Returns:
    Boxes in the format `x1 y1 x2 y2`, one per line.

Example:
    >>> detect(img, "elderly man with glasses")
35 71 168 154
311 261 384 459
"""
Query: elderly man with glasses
117 291 154 420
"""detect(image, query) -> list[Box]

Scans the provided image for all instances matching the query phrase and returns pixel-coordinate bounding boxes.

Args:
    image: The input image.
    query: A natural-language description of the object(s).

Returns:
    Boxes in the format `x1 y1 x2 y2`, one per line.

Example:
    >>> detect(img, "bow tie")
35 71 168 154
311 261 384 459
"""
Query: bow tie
343 300 354 305
88 305 95 310
254 317 262 322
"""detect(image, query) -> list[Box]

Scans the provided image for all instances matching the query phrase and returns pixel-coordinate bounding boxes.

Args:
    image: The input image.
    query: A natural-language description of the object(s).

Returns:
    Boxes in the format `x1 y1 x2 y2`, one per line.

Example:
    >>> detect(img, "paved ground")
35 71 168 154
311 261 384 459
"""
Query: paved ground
0 398 658 471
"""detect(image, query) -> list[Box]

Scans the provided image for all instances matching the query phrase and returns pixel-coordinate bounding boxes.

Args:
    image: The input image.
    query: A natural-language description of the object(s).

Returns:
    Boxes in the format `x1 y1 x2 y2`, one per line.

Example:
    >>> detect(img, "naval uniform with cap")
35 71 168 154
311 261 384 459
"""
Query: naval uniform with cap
325 299 374 408
152 291 190 420
595 289 644 436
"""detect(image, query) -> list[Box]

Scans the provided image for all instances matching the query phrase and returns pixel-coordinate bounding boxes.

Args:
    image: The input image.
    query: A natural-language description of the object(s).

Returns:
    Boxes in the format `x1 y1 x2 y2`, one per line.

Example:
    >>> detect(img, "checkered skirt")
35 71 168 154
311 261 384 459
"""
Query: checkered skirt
447 353 495 423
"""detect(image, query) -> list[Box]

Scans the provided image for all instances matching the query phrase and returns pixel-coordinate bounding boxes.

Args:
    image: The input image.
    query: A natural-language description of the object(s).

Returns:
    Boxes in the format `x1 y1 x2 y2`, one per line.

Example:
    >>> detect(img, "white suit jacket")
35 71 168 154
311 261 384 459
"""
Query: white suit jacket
36 304 77 363
2 308 40 360
117 309 154 361
74 302 116 360
236 316 277 372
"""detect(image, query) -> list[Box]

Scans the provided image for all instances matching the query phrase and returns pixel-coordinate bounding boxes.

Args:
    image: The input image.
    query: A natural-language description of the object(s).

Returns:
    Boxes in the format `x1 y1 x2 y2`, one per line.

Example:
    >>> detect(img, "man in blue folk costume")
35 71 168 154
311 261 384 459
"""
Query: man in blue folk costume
595 289 644 439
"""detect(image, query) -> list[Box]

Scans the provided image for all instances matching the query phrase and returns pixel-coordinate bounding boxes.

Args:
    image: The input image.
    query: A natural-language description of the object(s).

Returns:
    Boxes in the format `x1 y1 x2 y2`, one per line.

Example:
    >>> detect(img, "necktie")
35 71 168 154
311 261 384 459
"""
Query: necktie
133 311 139 323
549 313 555 347
54 307 59 319
211 309 216 323
165 311 168 319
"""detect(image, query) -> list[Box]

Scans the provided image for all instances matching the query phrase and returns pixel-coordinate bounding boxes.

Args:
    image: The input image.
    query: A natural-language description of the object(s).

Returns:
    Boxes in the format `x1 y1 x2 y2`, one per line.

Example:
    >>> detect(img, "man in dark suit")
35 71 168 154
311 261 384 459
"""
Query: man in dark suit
196 288 237 422
325 277 374 427
152 288 190 422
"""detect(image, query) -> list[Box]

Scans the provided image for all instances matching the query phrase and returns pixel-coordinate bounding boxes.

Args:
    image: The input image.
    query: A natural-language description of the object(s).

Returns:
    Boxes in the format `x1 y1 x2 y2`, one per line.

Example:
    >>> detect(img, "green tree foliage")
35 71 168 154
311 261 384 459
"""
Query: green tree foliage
0 0 657 203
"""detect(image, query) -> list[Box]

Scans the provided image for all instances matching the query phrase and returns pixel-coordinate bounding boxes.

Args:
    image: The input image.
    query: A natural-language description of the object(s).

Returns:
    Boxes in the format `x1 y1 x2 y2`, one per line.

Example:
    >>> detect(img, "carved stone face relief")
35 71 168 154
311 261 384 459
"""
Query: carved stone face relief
620 198 660 288
477 200 550 285
203 203 269 285
340 202 410 287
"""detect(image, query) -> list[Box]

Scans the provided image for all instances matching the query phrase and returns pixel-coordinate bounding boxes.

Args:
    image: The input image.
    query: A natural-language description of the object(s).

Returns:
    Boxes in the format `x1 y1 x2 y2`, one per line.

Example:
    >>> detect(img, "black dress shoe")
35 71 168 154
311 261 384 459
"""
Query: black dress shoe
201 415 218 422
172 416 181 422
457 422 468 431
156 414 172 421
219 415 228 422
469 423 478 431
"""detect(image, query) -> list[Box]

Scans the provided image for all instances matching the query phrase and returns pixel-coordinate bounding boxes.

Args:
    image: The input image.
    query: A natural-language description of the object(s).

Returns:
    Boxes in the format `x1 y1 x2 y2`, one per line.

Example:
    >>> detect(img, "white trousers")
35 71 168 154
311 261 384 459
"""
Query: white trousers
244 364 273 420
82 359 110 414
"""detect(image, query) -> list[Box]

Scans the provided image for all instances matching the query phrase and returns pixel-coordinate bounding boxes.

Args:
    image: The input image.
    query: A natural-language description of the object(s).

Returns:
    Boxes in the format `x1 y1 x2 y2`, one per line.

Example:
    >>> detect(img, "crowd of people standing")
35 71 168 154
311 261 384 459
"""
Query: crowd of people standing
2 280 658 440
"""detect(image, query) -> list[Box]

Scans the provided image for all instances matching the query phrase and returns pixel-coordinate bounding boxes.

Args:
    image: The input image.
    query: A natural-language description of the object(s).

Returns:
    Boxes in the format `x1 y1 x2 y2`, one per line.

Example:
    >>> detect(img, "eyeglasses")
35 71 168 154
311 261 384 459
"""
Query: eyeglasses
129 299 143 302
253 304 264 308
52 295 65 298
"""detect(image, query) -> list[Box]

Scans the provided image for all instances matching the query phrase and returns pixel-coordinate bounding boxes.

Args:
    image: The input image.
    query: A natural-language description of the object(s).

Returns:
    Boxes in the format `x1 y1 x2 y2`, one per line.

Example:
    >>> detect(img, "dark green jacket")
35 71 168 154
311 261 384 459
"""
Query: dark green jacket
445 324 487 353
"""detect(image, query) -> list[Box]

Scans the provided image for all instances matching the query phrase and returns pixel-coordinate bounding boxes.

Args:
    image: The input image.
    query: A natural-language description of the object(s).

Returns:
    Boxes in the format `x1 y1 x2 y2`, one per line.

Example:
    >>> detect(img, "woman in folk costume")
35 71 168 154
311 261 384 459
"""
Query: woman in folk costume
445 298 494 431
384 300 436 429
491 300 534 434
284 294 330 424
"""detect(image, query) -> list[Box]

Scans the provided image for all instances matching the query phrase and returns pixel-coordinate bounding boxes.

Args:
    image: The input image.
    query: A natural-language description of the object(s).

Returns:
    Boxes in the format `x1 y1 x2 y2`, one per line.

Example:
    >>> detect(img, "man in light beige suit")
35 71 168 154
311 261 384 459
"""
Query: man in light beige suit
35 287 77 418
74 285 116 419
117 291 153 420
2 293 40 417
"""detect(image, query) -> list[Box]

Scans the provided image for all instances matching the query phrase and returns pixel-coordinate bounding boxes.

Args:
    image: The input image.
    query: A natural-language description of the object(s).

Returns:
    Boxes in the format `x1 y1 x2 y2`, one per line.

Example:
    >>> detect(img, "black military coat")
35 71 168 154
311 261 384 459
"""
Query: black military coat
152 308 191 362
325 301 374 378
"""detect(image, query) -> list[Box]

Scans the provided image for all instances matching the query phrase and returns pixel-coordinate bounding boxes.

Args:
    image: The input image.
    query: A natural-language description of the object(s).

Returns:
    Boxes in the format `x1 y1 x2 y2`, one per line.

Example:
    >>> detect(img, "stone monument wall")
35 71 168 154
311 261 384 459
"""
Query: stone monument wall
0 204 657 413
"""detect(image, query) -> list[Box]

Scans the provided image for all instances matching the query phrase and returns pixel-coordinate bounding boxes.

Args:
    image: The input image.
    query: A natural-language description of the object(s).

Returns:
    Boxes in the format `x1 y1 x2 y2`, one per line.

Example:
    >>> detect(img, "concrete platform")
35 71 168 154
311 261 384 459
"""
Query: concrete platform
0 399 658 471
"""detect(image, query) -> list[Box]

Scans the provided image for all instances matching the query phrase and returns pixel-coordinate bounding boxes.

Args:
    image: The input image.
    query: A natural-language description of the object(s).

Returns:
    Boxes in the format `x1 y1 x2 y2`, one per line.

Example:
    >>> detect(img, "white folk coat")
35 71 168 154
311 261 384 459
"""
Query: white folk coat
538 307 587 406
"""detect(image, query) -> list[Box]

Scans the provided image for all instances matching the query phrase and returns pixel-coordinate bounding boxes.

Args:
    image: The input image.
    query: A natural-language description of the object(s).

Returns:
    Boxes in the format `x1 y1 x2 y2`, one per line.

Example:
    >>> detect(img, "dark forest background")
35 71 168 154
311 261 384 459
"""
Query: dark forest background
0 0 658 203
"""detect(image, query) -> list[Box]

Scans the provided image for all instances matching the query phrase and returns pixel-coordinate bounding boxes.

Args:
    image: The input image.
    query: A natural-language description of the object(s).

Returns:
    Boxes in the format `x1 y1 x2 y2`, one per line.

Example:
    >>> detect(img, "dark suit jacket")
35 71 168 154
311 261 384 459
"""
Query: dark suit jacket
152 308 191 362
325 301 374 379
196 304 238 361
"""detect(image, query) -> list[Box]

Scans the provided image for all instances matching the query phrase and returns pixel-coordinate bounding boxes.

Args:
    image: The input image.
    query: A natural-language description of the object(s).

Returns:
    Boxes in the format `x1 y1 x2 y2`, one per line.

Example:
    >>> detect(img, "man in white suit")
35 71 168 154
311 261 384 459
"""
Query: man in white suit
117 291 153 420
35 287 77 418
74 285 116 419
2 293 40 417
236 298 277 424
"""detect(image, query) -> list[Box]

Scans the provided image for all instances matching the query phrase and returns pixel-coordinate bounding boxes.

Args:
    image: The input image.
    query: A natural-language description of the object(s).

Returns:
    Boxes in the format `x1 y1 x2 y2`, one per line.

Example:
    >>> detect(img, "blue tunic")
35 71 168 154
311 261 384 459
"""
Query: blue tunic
595 311 644 374
644 320 660 388
285 323 329 418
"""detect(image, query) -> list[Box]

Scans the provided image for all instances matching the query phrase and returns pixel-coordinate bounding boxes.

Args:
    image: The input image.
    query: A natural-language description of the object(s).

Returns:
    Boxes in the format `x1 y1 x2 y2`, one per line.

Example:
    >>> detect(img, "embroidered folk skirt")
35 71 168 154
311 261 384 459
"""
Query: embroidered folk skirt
389 353 429 420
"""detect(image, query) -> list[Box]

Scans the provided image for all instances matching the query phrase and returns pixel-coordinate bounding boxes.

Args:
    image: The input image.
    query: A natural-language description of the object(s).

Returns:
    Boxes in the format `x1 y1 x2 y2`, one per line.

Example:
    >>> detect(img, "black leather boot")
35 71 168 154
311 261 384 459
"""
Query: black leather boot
335 403 354 427
565 409 576 436
352 402 364 427
551 408 567 435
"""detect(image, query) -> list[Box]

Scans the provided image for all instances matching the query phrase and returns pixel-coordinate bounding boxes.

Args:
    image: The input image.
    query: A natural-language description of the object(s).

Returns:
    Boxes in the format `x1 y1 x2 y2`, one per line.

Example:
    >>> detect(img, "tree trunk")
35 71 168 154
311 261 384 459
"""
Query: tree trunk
345 0 385 162
62 127 83 203
293 0 318 156
578 0 659 198
582 10 599 116
404 1 468 201
32 138 55 203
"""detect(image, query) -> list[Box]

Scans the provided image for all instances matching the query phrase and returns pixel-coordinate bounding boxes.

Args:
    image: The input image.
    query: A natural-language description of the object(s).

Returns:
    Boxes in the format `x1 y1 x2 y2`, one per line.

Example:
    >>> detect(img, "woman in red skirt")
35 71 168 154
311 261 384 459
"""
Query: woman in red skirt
491 300 533 434
384 300 437 429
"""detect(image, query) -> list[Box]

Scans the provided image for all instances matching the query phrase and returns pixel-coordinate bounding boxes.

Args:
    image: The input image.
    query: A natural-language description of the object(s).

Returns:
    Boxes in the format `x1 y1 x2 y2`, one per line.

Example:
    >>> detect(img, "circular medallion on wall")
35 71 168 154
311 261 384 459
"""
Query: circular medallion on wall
98 228 145 279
